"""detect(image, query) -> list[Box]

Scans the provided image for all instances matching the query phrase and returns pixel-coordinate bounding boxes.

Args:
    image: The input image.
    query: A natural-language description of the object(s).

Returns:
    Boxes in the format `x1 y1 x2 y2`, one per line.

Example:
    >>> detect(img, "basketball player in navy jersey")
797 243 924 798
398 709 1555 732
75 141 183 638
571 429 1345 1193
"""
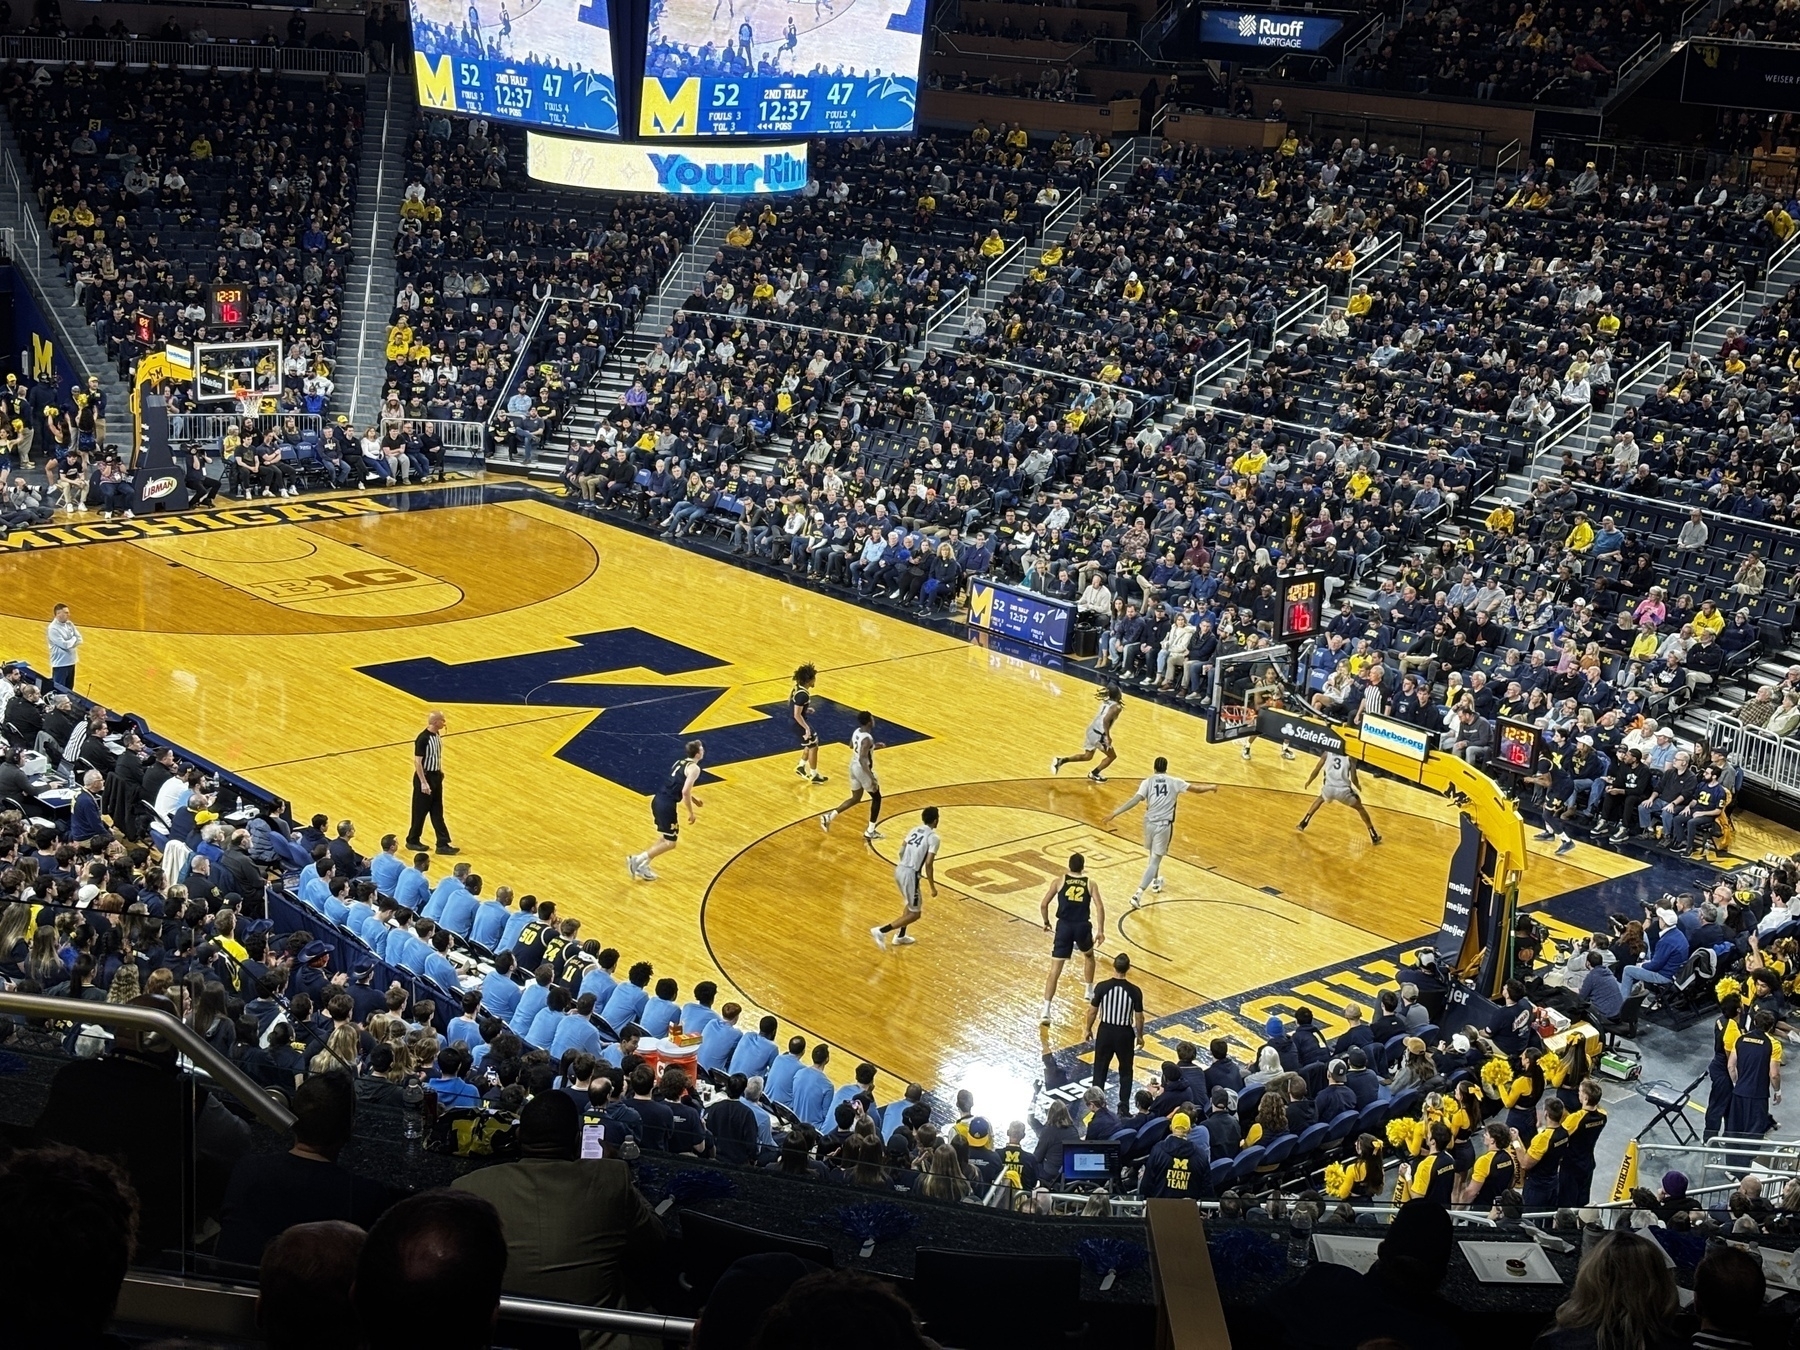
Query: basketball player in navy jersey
790 663 827 784
821 710 883 841
627 740 704 881
1051 684 1122 783
1039 853 1105 1024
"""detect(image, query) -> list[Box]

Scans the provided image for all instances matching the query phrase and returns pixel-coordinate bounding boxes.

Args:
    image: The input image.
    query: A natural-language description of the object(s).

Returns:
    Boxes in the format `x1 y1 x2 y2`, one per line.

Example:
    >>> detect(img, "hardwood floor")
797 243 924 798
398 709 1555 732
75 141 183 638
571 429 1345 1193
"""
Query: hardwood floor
1 488 1764 1124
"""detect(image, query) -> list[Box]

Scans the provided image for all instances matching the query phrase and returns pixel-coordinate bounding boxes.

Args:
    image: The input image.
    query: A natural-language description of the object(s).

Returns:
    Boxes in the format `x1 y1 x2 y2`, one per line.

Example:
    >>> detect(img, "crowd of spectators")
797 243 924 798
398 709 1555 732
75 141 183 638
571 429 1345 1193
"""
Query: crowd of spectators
5 63 361 396
676 127 1102 349
1351 0 1692 104
959 136 1454 409
390 113 695 460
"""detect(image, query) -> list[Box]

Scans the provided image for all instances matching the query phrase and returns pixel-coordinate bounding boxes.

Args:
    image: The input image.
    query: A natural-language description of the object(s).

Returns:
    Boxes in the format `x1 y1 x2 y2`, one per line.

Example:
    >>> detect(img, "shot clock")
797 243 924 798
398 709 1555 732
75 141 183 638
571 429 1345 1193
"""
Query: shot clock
209 284 249 329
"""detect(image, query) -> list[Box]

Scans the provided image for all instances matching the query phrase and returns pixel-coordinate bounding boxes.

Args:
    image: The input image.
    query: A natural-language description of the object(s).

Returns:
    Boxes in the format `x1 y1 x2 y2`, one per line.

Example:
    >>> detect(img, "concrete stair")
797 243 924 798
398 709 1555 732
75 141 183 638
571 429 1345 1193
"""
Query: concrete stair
342 71 412 426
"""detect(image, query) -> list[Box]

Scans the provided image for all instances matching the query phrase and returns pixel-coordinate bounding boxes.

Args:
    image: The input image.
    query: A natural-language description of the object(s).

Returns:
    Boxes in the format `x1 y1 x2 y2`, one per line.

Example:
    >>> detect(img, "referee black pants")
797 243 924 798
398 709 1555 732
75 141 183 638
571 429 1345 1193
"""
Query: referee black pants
408 769 450 848
1091 1025 1136 1108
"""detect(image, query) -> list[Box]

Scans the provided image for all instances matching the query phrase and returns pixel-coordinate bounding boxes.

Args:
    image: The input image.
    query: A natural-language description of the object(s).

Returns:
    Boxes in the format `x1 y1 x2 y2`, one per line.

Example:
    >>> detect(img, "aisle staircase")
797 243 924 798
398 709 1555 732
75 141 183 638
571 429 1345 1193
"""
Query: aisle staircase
342 71 413 426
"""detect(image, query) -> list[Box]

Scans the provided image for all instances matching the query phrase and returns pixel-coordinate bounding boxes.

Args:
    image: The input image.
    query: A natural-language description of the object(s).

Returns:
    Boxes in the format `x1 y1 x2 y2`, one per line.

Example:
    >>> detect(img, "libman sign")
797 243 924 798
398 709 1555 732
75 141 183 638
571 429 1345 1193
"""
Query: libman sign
526 133 809 195
1198 8 1344 51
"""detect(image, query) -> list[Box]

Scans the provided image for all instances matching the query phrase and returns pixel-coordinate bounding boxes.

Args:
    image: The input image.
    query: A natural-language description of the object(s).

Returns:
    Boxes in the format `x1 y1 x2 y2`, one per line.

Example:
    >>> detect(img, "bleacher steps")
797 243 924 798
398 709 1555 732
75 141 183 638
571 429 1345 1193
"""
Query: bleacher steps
343 71 412 426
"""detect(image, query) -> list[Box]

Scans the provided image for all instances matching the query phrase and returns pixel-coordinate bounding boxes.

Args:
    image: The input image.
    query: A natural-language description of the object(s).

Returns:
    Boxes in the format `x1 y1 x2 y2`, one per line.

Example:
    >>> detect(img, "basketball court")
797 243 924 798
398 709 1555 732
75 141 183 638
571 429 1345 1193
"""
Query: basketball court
2 482 1780 1124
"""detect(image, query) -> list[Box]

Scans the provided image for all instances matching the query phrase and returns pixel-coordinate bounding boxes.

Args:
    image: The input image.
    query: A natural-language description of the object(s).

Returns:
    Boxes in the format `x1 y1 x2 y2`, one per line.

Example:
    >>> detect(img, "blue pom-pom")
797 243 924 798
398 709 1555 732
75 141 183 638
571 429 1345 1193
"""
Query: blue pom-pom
1206 1226 1287 1290
1072 1237 1150 1277
822 1203 917 1244
663 1170 737 1205
1648 1226 1707 1271
632 1162 669 1196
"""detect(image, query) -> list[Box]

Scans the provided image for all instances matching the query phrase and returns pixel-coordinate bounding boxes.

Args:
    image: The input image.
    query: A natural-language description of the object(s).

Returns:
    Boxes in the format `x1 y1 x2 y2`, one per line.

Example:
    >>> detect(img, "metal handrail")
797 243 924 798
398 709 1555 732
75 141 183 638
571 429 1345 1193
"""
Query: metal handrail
1339 12 1387 70
1494 139 1521 177
1611 341 1672 405
1422 177 1473 236
500 1297 697 1335
1095 135 1138 187
0 35 368 76
484 290 573 431
1188 338 1252 403
1614 34 1666 88
979 233 1028 297
1687 280 1745 347
0 991 296 1132
1767 227 1800 285
1271 286 1329 346
1040 187 1085 239
1347 231 1402 293
924 285 971 342
1533 404 1592 468
1709 716 1800 796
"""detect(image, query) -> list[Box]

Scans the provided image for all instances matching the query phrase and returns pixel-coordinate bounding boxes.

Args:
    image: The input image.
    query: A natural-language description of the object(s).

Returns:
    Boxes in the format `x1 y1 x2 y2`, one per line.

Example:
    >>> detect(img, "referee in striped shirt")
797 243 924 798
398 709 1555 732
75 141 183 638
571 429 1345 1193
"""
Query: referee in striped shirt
1085 952 1145 1108
407 709 457 855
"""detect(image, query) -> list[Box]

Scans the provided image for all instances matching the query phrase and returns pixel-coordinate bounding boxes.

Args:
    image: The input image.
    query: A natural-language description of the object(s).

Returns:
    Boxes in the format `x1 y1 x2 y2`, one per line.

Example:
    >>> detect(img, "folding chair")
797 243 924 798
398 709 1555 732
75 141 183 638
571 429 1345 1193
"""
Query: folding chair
1635 1072 1705 1145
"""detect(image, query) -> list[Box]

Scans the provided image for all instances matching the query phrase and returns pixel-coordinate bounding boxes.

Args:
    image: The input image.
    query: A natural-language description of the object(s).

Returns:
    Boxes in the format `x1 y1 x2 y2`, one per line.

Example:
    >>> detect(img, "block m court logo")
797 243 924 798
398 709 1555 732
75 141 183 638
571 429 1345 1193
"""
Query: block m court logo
359 629 927 795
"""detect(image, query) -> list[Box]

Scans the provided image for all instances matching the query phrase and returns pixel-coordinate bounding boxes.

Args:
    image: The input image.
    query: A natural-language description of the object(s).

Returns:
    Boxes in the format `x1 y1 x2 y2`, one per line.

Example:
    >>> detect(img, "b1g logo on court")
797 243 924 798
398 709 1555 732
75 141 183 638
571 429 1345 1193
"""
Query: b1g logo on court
359 629 929 795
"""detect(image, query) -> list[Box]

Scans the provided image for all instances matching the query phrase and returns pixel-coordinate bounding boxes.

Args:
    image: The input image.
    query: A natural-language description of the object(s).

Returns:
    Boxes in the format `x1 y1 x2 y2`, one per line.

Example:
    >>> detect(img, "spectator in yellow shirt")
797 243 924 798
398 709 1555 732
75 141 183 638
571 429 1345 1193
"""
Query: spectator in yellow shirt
1485 502 1516 534
1122 273 1145 302
1232 446 1269 478
1345 285 1373 318
979 229 1006 258
1565 513 1595 553
1692 600 1725 638
724 222 755 248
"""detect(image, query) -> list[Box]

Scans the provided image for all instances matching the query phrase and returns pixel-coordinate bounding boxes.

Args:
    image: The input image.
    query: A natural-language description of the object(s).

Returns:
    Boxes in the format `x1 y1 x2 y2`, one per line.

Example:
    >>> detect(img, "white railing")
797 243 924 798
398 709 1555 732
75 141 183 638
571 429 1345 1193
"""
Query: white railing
1347 231 1402 293
1422 178 1472 237
1610 341 1672 409
1188 338 1252 403
979 234 1028 300
1271 286 1329 346
1531 404 1592 470
485 291 564 431
1040 187 1085 240
433 419 488 461
1709 716 1800 795
170 412 324 443
1688 280 1745 347
1613 34 1665 89
923 285 971 346
0 35 367 76
1339 13 1387 71
1095 135 1138 188
1767 226 1800 285
3 149 41 273
1494 139 1521 177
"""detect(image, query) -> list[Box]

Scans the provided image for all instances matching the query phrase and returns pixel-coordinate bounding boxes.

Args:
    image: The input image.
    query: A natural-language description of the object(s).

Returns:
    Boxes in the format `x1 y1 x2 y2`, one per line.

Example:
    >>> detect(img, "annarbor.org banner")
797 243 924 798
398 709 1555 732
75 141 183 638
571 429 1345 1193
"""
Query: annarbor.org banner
1198 8 1343 51
526 132 808 194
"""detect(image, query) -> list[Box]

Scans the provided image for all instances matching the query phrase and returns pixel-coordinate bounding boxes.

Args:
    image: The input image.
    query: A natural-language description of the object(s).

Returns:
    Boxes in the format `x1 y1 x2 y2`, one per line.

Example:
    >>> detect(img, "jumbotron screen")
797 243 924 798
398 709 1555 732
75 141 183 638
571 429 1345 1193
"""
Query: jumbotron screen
410 0 620 136
640 0 924 136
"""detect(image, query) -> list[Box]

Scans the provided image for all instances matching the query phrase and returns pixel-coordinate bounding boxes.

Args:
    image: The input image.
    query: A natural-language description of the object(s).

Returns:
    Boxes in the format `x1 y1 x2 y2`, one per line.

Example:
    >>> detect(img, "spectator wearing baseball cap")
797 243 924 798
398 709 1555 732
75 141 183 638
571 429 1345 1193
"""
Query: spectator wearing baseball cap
1140 1110 1209 1197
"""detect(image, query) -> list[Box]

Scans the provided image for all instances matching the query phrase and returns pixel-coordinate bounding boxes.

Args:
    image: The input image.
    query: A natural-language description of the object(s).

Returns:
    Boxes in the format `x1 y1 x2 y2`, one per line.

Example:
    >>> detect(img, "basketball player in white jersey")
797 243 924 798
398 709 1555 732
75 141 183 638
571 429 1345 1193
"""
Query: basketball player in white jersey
822 709 883 840
1105 756 1219 908
1051 682 1122 783
1297 746 1382 844
872 806 940 949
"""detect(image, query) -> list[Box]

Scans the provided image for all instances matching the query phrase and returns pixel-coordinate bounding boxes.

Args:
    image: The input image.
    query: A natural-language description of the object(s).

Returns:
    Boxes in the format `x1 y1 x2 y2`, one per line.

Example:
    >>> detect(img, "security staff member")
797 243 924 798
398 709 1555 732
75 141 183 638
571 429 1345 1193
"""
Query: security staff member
407 709 457 855
1514 1097 1570 1211
1558 1079 1608 1205
1084 951 1145 1108
1141 1112 1210 1197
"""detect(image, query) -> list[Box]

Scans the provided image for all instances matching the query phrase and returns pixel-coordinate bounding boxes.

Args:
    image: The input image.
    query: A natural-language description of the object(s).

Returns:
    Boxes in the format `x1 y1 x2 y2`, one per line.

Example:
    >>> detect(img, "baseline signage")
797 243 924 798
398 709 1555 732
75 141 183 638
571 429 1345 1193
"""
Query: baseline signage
526 133 808 195
1255 709 1345 757
967 577 1071 655
1360 713 1432 761
1436 815 1484 971
1199 8 1343 52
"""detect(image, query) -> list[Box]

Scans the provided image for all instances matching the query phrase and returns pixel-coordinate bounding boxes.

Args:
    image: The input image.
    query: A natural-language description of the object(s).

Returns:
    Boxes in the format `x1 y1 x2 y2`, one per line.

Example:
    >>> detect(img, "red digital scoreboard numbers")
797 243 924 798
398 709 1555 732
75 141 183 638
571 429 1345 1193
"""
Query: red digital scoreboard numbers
209 284 248 328
1279 572 1325 641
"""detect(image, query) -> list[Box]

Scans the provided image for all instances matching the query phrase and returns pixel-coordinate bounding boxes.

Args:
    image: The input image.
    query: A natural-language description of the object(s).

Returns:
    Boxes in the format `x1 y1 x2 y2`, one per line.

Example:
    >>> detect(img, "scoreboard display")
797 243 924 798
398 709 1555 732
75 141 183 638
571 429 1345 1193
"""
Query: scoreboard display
409 0 620 136
641 0 924 136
